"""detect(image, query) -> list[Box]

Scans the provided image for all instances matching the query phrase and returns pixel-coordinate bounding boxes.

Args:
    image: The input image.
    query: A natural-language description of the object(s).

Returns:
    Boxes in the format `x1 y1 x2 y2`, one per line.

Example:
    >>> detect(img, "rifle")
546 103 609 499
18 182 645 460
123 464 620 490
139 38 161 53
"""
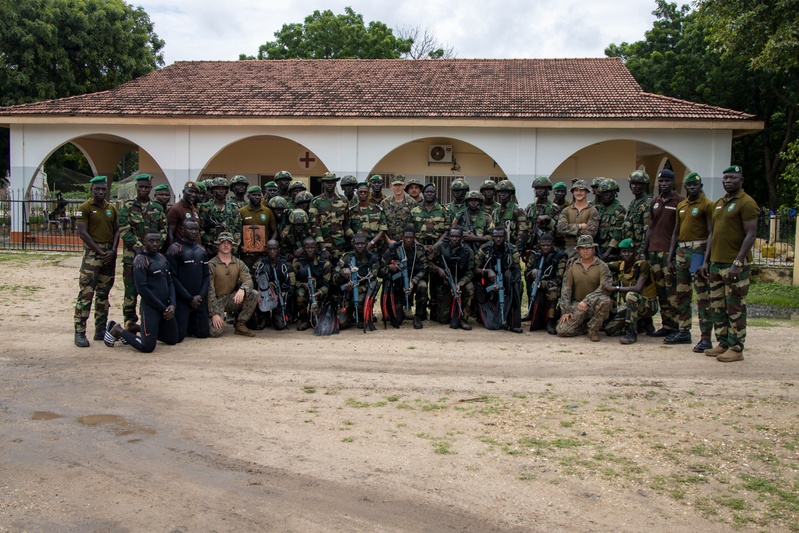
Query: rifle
485 256 505 326
270 262 289 325
527 253 545 327
306 264 319 327
440 250 464 319
398 244 411 312
342 255 360 325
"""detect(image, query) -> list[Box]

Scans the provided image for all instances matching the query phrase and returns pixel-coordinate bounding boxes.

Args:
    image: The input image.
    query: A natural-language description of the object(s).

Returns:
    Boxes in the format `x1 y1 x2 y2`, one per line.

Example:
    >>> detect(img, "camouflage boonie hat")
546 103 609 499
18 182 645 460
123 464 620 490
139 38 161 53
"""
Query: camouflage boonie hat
451 179 469 191
295 191 314 203
274 170 292 181
591 177 605 188
321 172 339 182
216 232 235 244
628 170 650 184
684 172 701 184
229 175 248 186
570 179 590 192
289 209 309 224
465 190 484 202
340 175 358 186
480 179 497 191
575 235 598 248
552 181 567 191
532 176 552 188
211 177 228 189
288 180 306 192
496 180 516 192
598 179 619 193
404 178 423 191
268 196 288 209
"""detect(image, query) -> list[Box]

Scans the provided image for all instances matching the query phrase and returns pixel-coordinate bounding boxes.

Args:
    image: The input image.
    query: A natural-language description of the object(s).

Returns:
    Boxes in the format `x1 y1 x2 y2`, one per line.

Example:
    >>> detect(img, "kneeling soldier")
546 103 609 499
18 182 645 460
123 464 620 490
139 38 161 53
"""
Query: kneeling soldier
207 232 258 337
604 238 659 344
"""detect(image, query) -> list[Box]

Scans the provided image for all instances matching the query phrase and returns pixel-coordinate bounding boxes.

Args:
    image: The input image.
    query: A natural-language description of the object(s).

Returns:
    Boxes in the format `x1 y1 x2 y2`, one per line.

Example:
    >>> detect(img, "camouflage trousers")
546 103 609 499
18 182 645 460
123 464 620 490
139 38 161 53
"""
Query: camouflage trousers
337 288 368 329
74 244 116 334
435 281 474 323
556 294 613 337
648 251 678 330
707 262 749 350
295 287 325 323
674 246 712 339
209 291 259 338
122 250 138 324
605 292 659 336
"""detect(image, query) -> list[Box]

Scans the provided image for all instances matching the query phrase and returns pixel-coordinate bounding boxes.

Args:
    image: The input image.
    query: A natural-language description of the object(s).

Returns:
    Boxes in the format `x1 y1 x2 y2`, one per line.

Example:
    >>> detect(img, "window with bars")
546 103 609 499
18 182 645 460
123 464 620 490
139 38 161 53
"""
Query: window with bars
425 175 455 204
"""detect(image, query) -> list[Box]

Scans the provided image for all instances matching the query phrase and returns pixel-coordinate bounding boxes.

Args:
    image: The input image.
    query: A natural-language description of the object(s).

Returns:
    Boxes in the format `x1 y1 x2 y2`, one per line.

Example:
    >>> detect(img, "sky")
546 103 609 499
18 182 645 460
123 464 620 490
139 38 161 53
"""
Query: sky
135 0 658 65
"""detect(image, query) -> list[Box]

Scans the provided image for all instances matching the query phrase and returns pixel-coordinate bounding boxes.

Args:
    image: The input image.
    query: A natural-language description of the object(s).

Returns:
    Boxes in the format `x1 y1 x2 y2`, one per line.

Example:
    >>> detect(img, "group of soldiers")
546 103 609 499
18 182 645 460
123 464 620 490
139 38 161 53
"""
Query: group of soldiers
72 165 757 363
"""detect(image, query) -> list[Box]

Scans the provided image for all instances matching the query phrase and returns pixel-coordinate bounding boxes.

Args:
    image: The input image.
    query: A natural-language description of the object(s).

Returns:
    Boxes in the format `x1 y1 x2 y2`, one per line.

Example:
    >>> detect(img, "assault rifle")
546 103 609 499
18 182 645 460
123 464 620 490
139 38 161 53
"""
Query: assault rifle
306 264 319 327
527 253 545 327
485 256 505 327
270 262 289 326
440 252 463 319
398 244 411 312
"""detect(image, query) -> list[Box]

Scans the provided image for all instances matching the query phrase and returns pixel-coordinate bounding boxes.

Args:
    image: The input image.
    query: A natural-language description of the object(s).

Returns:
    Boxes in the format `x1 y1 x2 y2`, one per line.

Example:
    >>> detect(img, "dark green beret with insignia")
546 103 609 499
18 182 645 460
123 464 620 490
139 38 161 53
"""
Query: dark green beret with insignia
153 184 170 192
684 172 701 184
196 181 206 192
723 165 743 175
369 175 383 183
553 181 567 191
423 182 437 191
90 176 108 184
247 185 261 194
264 181 278 188
134 173 153 182
618 238 634 250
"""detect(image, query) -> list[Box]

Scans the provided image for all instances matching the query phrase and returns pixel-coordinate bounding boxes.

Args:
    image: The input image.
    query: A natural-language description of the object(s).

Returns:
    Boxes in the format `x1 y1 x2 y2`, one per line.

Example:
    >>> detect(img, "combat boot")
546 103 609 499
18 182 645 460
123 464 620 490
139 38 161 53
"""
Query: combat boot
74 332 90 348
692 339 713 353
664 329 691 344
716 345 743 362
93 328 106 341
619 323 638 345
413 316 423 329
704 344 729 357
587 329 601 342
640 317 656 336
546 319 557 335
234 322 256 337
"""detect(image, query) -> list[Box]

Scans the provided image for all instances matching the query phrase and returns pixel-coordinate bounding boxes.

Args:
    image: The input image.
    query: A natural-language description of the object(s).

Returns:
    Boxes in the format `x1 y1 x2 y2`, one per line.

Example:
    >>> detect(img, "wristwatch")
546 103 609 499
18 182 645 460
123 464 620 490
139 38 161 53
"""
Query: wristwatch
732 260 742 267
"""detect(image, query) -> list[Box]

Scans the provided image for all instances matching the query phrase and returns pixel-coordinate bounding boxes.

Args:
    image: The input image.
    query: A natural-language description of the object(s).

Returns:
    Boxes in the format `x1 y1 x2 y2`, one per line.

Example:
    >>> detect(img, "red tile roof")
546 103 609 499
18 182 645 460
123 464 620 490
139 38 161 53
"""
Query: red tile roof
0 58 756 121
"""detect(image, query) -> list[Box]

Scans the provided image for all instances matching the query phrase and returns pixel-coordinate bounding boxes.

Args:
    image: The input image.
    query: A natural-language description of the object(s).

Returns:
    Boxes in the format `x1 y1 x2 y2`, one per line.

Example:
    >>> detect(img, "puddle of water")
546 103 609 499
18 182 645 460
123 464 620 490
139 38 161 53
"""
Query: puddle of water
31 411 64 421
77 414 156 436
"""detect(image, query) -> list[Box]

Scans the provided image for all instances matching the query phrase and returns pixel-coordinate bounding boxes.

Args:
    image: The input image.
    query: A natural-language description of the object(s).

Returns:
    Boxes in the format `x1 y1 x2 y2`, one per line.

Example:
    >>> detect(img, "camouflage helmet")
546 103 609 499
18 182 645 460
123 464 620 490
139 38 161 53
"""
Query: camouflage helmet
229 175 248 187
288 180 307 192
451 179 470 191
404 178 423 191
289 209 309 225
480 179 497 191
465 190 484 202
532 176 552 189
340 175 358 186
320 172 339 182
274 170 292 181
628 170 650 184
591 177 605 189
598 179 620 193
295 191 314 204
496 179 516 192
268 195 288 209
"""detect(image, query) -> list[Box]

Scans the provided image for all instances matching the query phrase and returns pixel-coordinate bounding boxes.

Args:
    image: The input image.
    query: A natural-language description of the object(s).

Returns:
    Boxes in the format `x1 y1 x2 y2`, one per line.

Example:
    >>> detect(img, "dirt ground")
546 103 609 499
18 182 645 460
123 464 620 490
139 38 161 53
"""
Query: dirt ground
1 253 798 532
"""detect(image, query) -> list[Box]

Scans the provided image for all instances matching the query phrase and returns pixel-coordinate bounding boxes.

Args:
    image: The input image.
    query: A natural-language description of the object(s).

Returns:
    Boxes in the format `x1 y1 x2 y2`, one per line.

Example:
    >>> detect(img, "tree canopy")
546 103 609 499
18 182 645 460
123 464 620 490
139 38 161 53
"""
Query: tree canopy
240 7 412 60
606 0 799 210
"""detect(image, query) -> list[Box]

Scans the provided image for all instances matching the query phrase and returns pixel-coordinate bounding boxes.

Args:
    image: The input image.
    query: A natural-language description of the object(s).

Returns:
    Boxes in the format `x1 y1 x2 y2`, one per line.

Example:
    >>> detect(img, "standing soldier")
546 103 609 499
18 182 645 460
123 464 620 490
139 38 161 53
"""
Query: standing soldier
335 233 381 329
523 233 567 333
552 182 570 210
229 175 250 208
453 191 493 254
596 179 627 262
73 176 119 347
294 191 314 215
349 182 389 254
641 169 684 338
166 181 201 247
293 237 332 331
309 172 353 264
446 179 469 222
263 181 279 203
589 177 604 206
480 180 500 217
274 171 293 200
340 175 359 205
268 196 289 237
525 176 560 252
556 179 599 258
380 175 417 244
492 180 529 251
405 178 424 203
410 183 449 320
286 180 307 210
152 183 172 212
428 227 475 330
701 165 758 362
239 185 277 271
367 175 387 205
621 169 652 254
118 173 167 330
667 172 714 350
199 177 243 257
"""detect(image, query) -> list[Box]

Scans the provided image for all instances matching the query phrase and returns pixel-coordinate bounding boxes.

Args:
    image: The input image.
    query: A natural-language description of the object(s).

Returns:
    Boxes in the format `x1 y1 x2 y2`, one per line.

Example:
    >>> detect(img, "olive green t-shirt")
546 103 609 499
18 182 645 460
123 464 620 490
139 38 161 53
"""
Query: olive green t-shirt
75 199 117 244
676 193 714 242
710 189 759 263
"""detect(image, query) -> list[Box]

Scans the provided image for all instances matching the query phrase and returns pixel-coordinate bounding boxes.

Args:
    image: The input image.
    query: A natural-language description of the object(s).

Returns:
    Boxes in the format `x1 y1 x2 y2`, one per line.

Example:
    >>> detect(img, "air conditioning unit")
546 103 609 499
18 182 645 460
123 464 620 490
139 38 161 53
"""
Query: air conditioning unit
428 145 453 163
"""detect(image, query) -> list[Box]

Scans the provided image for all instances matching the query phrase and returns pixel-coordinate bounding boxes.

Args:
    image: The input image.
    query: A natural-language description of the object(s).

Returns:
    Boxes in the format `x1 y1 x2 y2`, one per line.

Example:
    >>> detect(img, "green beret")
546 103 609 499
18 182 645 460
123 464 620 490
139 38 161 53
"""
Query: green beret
153 184 170 192
369 174 383 183
357 182 369 188
684 172 701 184
264 181 278 188
196 181 206 192
247 185 261 194
134 173 153 182
423 182 436 191
723 165 743 175
618 238 634 250
90 176 108 184
553 181 567 191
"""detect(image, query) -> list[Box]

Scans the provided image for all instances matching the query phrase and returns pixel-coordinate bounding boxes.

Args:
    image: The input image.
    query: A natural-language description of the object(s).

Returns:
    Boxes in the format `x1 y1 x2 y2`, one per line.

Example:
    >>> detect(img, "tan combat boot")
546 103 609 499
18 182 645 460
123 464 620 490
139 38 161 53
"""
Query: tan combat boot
704 344 729 357
234 321 256 337
717 345 743 362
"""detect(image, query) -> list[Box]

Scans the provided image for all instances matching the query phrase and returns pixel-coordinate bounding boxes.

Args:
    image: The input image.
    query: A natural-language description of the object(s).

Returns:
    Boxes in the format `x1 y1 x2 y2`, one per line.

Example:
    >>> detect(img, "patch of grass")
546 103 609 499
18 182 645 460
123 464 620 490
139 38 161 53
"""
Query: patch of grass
748 317 796 328
560 421 574 428
518 471 536 481
748 282 799 309
341 437 354 443
0 284 43 294
342 419 354 426
386 395 400 402
433 441 455 454
302 385 317 394
717 496 746 510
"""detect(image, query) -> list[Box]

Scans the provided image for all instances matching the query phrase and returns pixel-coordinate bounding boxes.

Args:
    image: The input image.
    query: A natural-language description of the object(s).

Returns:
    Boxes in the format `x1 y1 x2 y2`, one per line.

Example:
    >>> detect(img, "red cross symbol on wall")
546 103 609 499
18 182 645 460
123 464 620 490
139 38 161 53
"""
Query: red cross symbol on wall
299 151 316 169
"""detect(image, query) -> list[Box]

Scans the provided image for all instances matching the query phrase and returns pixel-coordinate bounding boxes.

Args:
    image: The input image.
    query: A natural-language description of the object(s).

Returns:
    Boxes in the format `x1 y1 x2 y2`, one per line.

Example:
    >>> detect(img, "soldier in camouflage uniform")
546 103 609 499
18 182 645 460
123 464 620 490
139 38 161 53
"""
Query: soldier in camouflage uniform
350 182 389 254
620 169 652 254
492 180 529 251
428 227 475 330
701 165 758 362
118 173 167 328
524 176 560 253
153 183 172 212
555 179 599 257
280 209 315 262
589 177 604 206
380 175 417 243
452 191 493 254
229 175 250 208
523 233 566 333
667 172 715 351
263 181 279 203
474 227 524 333
446 179 469 222
274 170 293 200
405 178 424 203
556 235 613 341
551 181 570 250
293 237 332 331
596 179 627 262
340 175 359 206
286 180 307 210
199 177 243 257
334 233 381 329
309 172 353 264
73 176 119 347
480 180 501 217
368 175 388 205
410 183 449 320
294 191 314 215
603 238 659 344
383 227 430 329
207 232 258 338
268 196 289 238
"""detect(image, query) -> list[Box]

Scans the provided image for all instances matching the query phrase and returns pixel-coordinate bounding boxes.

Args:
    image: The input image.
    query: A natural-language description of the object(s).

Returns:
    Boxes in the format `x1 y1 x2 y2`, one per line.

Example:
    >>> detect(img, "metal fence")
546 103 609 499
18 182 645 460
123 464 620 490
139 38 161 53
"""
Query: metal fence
751 210 796 268
0 192 85 252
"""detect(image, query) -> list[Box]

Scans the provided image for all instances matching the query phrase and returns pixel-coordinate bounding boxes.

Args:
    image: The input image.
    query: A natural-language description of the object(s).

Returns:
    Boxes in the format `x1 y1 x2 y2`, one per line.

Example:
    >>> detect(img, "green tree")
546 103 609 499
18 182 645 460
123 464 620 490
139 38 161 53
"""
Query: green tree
0 0 164 180
240 7 411 60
